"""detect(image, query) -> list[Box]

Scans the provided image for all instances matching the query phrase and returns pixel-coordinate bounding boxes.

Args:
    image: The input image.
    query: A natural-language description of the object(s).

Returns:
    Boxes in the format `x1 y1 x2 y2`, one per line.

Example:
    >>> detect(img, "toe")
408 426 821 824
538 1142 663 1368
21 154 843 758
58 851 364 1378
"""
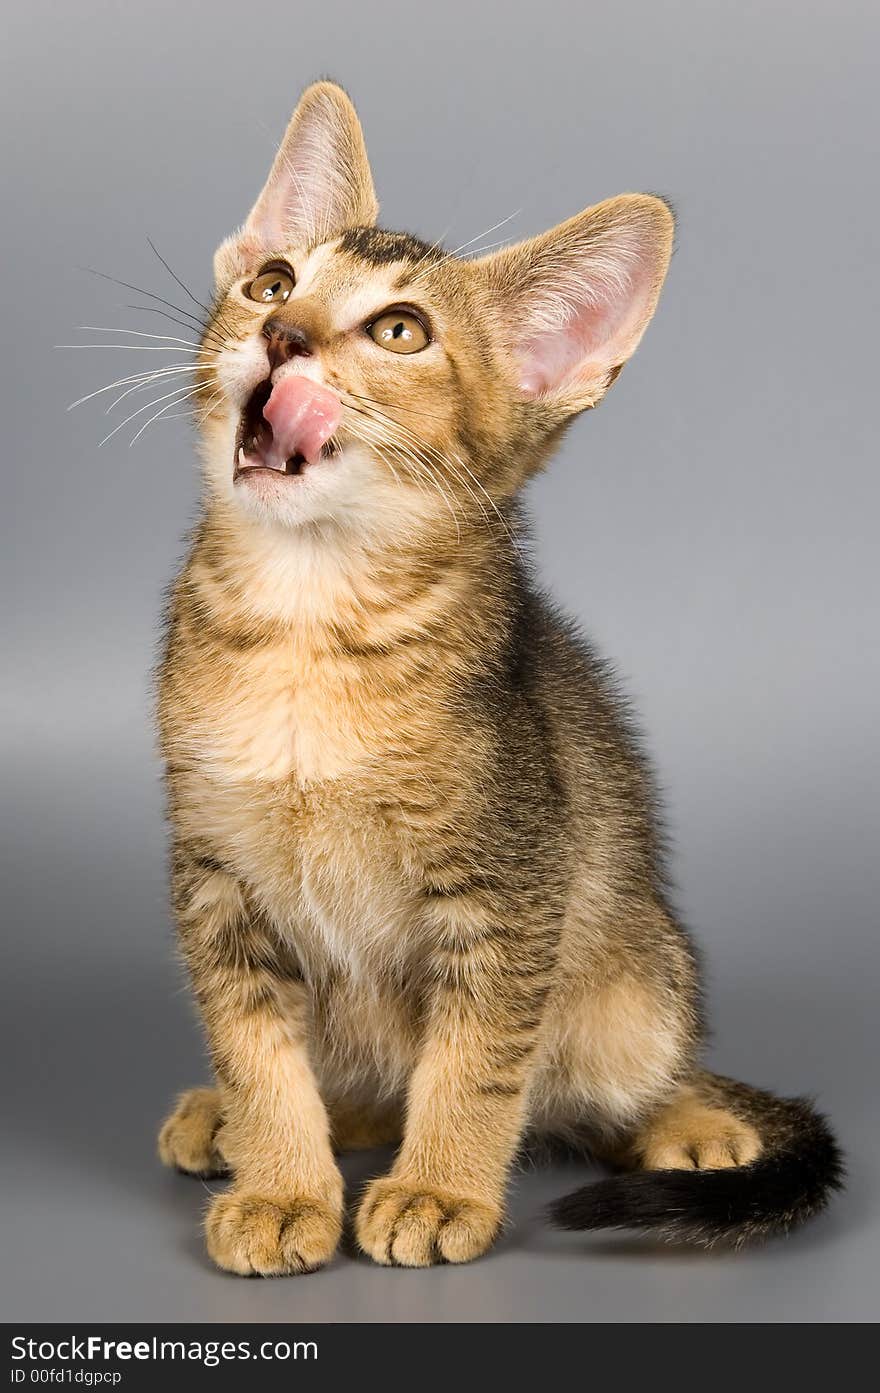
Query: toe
437 1201 501 1263
642 1142 698 1170
389 1195 447 1267
695 1139 740 1169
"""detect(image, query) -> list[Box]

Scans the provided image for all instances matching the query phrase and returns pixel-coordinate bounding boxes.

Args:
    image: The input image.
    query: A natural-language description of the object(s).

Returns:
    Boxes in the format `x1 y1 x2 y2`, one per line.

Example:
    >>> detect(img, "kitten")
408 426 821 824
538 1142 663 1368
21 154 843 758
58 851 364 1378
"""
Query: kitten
154 81 841 1272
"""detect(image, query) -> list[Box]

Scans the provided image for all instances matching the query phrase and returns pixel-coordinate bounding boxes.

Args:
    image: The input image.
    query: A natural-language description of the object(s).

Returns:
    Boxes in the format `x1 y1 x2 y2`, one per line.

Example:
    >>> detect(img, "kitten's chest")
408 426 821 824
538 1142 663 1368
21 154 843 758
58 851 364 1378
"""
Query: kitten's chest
164 618 448 978
185 641 381 785
178 751 424 982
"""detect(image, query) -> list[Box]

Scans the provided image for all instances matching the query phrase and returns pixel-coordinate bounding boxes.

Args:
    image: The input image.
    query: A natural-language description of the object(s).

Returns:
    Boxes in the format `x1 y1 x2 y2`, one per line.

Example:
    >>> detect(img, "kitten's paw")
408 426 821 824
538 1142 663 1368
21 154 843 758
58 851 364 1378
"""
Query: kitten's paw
638 1104 762 1171
205 1191 342 1276
158 1087 229 1178
356 1177 501 1267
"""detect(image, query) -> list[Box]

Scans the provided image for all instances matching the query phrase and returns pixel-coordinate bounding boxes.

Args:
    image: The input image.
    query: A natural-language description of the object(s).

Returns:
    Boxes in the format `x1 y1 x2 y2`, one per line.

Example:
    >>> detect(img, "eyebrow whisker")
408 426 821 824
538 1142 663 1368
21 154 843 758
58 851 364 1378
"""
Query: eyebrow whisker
406 209 521 284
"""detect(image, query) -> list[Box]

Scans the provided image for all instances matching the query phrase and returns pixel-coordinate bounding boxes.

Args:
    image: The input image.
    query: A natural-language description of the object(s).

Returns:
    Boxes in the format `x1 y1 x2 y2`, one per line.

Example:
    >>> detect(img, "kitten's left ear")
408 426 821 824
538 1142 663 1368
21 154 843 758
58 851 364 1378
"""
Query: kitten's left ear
478 194 673 414
214 81 378 288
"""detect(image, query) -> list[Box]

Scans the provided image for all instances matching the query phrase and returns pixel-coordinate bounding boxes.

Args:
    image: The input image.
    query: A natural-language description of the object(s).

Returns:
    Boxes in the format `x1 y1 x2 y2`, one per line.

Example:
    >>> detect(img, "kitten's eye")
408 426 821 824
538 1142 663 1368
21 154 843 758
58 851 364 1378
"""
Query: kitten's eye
367 310 429 354
247 265 295 304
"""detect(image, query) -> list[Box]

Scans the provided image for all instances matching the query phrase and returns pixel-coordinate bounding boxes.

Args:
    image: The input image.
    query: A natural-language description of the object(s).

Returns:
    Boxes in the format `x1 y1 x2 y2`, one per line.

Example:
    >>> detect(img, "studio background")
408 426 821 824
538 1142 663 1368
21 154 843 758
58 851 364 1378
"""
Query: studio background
2 0 877 1322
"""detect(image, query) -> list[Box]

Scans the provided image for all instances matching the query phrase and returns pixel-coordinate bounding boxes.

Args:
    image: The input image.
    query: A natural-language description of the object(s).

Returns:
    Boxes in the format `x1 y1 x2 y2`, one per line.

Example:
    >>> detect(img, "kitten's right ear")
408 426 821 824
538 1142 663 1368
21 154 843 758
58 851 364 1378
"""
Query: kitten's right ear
214 81 378 289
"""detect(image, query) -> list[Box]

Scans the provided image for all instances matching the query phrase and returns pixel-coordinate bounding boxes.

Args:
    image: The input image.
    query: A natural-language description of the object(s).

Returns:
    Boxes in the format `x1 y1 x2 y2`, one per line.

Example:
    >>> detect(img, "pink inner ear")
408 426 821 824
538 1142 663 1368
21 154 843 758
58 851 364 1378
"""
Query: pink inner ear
517 259 654 399
518 306 603 396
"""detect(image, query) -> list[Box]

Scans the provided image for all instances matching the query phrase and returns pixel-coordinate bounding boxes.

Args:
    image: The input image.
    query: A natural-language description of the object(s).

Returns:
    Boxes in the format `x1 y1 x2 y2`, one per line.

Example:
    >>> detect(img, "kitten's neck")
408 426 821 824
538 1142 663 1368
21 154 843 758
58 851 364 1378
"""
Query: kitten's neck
188 500 519 663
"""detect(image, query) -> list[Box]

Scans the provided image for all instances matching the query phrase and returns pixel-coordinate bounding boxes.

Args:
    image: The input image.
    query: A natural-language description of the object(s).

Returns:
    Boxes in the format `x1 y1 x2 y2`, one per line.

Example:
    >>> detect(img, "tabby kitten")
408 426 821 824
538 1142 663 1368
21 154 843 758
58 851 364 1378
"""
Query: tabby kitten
155 82 841 1273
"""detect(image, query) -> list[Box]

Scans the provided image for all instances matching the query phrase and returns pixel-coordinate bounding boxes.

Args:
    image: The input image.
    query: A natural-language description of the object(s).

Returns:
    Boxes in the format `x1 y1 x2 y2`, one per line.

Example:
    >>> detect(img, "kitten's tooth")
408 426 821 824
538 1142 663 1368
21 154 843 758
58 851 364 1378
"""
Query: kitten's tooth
237 446 246 468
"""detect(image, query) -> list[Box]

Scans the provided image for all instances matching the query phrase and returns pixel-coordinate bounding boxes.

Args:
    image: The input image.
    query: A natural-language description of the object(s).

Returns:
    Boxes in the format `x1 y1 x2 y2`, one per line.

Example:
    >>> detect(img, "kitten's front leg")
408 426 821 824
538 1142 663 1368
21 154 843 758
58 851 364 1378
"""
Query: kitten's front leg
356 899 558 1266
172 855 343 1275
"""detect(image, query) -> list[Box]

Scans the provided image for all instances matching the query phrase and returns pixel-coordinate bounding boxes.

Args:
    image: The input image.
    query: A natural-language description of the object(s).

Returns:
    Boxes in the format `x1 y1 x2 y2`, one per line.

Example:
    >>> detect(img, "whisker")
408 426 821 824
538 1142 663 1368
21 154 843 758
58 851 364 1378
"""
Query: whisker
429 449 495 534
381 436 465 534
146 238 240 346
343 396 452 480
396 225 451 282
105 367 202 413
410 235 515 287
99 381 208 447
407 209 520 284
342 389 449 425
461 236 516 258
440 209 521 259
137 408 195 424
57 344 210 354
78 265 213 327
124 304 228 350
146 237 214 316
128 382 208 445
67 364 201 410
346 413 419 486
76 326 221 352
343 393 517 549
443 453 518 550
350 411 463 541
344 409 439 507
345 420 405 491
192 385 227 424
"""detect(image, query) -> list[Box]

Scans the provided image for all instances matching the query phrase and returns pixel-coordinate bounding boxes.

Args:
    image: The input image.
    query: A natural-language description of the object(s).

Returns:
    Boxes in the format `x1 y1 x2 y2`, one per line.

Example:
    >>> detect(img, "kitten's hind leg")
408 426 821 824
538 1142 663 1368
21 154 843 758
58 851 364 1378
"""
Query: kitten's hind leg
617 1076 762 1171
548 1070 841 1246
158 1087 230 1179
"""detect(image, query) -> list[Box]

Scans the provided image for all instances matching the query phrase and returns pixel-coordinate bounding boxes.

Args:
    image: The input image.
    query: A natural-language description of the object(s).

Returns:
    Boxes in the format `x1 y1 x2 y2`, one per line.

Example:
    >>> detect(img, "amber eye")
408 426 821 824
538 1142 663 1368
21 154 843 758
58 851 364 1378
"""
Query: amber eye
247 265 295 304
368 309 429 354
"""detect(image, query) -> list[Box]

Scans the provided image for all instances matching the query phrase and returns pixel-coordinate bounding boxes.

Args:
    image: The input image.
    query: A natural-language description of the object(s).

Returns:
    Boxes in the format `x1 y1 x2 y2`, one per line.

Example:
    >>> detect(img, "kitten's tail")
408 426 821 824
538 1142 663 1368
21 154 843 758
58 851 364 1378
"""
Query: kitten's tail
548 1072 844 1248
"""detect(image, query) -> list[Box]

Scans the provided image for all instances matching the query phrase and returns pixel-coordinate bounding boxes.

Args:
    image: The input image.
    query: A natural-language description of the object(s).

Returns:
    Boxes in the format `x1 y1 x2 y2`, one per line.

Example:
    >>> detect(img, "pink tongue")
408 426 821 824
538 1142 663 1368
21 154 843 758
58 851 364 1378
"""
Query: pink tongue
261 376 342 469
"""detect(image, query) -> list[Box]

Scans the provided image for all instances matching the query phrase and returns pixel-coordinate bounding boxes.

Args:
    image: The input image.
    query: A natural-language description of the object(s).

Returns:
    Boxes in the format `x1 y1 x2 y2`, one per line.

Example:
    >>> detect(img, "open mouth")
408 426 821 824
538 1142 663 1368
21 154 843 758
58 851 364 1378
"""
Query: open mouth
234 377 342 481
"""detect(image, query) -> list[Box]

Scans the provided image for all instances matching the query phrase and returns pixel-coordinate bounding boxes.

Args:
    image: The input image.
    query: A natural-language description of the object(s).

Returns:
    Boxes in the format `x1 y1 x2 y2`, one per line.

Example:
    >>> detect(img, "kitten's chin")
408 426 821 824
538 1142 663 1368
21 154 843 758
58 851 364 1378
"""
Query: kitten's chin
207 441 414 539
229 450 356 530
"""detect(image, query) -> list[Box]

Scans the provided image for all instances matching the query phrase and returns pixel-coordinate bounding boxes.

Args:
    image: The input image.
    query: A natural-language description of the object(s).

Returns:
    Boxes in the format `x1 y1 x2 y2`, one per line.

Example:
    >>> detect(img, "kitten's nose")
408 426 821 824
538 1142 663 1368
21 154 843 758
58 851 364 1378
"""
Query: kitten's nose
262 317 312 370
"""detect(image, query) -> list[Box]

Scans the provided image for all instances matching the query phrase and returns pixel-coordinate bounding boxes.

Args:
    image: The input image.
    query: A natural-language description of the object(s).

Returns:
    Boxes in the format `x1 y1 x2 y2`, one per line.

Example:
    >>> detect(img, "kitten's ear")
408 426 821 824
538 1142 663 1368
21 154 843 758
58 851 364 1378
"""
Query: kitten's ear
479 195 673 413
214 81 378 288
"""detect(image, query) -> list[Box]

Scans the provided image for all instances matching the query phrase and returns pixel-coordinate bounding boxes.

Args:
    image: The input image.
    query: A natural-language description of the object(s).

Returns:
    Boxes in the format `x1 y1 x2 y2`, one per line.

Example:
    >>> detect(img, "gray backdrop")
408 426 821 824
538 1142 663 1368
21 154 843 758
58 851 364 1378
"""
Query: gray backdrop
2 0 877 1323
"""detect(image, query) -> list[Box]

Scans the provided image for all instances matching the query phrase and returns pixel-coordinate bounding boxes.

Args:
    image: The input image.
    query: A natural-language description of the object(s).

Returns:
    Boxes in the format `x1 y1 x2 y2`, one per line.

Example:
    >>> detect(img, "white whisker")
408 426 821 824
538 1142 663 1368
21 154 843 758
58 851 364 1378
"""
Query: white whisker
407 209 520 283
75 326 222 352
80 325 197 346
57 344 208 354
343 393 519 550
106 367 202 413
67 364 201 411
349 410 463 541
99 381 207 447
129 384 208 445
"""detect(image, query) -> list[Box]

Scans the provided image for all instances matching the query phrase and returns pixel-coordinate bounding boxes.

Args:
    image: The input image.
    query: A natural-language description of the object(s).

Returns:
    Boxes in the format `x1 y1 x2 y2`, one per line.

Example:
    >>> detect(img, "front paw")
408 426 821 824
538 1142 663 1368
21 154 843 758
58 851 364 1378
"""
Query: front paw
356 1177 501 1267
205 1191 342 1276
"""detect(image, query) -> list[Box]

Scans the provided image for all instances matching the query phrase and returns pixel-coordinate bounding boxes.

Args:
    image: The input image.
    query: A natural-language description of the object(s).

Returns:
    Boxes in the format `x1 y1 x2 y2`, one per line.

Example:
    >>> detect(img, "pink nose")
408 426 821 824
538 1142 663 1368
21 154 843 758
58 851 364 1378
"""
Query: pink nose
262 376 342 468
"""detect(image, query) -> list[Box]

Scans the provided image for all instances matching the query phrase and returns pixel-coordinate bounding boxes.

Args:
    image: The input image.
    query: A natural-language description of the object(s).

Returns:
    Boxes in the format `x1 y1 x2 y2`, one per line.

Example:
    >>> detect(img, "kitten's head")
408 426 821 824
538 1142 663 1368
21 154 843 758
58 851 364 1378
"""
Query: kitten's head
199 81 673 541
